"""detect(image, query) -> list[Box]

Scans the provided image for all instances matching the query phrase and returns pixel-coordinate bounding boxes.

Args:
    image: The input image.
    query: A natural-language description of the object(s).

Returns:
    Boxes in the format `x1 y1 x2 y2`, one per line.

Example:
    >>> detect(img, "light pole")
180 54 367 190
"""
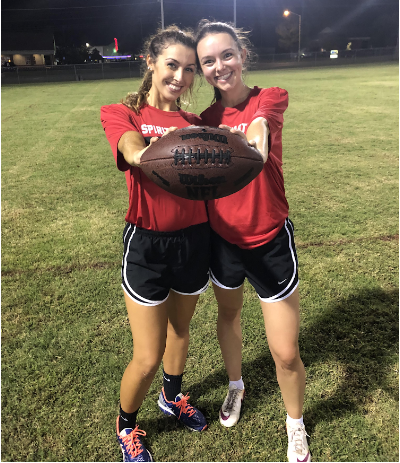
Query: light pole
284 10 301 63
234 0 236 27
158 0 164 29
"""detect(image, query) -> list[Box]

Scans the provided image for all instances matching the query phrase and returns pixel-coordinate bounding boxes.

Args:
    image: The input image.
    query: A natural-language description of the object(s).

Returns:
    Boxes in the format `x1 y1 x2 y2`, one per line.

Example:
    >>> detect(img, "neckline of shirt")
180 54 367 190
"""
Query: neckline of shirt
142 104 187 116
216 86 260 112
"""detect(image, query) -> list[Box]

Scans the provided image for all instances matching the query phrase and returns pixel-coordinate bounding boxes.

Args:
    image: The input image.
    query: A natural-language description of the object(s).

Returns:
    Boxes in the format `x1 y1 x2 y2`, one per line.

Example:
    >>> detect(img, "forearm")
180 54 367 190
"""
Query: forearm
117 131 147 167
246 117 270 163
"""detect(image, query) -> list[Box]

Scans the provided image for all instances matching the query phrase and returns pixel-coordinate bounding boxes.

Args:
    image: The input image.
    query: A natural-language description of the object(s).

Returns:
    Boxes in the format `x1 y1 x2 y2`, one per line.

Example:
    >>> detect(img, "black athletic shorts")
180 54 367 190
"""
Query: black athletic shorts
210 218 299 302
121 222 210 306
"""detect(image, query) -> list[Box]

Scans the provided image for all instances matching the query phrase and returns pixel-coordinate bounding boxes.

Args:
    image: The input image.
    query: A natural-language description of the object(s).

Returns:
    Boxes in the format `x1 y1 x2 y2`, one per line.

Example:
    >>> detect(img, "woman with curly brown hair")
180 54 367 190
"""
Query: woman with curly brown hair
101 26 209 462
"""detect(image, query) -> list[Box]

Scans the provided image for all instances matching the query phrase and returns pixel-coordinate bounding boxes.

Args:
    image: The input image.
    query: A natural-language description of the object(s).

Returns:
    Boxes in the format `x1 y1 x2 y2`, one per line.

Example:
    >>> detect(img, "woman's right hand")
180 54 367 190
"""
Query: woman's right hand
134 126 178 166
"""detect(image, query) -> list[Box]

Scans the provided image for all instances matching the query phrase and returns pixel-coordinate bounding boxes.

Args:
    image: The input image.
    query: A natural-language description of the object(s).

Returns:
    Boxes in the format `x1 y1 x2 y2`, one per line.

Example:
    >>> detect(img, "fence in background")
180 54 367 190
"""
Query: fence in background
1 61 143 85
2 47 398 85
254 46 399 70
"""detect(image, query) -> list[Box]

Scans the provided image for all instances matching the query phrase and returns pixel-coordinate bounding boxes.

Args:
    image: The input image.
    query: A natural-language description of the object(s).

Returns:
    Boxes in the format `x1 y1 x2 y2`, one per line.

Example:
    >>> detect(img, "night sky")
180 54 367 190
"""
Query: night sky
2 0 399 53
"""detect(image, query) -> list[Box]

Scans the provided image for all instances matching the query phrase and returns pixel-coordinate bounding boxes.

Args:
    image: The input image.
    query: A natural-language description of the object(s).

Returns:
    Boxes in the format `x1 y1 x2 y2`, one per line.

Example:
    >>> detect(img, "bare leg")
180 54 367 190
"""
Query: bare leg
213 283 244 381
261 287 306 419
120 292 168 413
162 291 199 375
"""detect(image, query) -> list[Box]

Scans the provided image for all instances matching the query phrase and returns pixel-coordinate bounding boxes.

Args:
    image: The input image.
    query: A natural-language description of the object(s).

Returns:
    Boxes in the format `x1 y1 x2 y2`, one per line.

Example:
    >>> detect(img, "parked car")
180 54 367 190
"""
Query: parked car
291 49 313 60
2 61 17 71
298 49 313 59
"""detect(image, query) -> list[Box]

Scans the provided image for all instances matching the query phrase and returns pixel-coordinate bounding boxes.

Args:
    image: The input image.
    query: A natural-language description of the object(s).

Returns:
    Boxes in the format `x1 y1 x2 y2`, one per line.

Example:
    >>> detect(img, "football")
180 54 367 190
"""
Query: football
140 126 264 200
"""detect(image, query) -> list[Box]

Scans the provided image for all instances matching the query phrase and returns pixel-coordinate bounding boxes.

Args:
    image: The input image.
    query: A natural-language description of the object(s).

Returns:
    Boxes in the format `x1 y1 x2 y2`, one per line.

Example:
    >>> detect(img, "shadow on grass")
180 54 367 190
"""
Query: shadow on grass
138 286 398 456
99 286 400 463
300 287 399 434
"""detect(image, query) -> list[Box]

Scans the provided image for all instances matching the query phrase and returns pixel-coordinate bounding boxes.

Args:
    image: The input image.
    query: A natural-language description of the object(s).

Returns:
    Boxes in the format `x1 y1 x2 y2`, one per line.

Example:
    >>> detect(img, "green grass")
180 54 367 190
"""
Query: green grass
2 63 399 462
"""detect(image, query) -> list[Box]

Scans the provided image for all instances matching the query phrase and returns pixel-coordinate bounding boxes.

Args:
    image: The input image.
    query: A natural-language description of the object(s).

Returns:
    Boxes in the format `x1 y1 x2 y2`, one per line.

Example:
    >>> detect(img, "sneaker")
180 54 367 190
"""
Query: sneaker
116 416 153 462
157 388 207 432
286 423 311 462
219 384 245 427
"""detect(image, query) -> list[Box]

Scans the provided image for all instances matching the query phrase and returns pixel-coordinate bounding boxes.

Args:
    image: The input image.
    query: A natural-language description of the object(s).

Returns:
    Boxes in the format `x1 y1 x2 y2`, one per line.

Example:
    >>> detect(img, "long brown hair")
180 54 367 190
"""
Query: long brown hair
122 25 197 113
195 20 255 104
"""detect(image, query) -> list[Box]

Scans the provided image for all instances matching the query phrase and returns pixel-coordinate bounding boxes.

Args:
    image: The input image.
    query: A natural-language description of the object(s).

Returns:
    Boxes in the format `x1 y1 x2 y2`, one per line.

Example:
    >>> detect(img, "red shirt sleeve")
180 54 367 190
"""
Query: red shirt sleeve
100 104 140 172
183 112 202 126
251 87 288 152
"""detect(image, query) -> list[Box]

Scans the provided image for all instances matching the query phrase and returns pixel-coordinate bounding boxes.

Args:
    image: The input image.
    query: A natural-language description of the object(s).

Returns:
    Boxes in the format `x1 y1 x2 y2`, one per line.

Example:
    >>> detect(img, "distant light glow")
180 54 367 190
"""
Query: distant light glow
103 55 131 59
283 10 290 16
114 38 118 52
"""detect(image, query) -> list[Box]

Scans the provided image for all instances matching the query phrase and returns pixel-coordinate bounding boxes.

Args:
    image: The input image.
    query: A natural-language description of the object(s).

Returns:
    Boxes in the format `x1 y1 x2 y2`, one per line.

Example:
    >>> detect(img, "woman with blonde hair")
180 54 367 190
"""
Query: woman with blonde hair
196 20 311 463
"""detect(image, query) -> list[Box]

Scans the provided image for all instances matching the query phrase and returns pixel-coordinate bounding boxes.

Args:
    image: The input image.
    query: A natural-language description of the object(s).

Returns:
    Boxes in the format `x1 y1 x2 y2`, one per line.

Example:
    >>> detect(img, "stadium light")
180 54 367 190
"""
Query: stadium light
283 10 301 63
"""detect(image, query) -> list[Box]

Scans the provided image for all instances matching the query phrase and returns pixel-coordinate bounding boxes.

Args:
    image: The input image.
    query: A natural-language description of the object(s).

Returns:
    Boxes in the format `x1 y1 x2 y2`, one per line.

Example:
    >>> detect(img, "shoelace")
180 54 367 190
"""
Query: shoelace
289 426 310 454
176 394 196 418
122 425 146 458
224 388 241 412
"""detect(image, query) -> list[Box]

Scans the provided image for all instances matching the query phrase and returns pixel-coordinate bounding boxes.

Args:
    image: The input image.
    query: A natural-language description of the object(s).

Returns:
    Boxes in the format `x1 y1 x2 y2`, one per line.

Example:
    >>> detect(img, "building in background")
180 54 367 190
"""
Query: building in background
1 31 55 66
87 41 134 62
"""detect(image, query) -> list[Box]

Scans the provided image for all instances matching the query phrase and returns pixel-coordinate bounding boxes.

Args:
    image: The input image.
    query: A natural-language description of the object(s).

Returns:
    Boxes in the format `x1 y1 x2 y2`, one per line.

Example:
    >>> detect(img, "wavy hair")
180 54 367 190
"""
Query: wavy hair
122 25 197 113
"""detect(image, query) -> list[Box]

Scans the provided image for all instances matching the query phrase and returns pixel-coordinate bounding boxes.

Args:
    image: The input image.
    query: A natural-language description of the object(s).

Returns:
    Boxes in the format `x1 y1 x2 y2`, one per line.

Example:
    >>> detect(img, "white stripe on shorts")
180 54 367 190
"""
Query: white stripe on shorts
258 281 299 304
258 218 298 303
209 268 244 290
121 224 168 307
122 287 169 307
171 276 210 296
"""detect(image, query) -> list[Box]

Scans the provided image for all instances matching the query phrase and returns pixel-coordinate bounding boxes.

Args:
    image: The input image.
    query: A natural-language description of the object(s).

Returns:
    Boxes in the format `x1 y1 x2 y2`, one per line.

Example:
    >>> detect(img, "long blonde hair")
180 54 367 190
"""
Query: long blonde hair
122 25 197 113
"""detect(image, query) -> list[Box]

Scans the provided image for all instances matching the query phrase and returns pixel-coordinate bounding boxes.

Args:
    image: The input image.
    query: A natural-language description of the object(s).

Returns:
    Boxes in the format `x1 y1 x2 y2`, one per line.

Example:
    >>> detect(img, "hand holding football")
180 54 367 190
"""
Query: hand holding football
140 126 264 201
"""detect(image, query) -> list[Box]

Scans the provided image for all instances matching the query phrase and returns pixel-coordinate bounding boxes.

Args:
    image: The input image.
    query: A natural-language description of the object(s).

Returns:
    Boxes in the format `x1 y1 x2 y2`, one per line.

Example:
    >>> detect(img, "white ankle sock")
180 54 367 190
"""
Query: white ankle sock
229 377 244 390
286 414 304 427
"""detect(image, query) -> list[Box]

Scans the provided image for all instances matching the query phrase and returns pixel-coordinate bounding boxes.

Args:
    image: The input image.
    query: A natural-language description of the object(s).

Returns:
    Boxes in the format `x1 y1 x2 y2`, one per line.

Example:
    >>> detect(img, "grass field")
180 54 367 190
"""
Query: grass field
2 63 399 462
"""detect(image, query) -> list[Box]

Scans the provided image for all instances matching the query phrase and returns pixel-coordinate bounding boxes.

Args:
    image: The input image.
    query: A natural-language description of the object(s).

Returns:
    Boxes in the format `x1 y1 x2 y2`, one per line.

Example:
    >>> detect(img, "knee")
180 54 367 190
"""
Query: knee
168 323 190 340
272 346 300 372
218 305 242 324
133 352 164 381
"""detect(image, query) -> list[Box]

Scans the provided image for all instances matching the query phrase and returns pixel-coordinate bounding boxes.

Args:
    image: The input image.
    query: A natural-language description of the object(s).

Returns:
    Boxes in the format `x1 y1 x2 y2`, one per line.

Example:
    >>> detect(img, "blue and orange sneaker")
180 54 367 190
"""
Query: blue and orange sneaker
116 416 153 462
157 388 207 432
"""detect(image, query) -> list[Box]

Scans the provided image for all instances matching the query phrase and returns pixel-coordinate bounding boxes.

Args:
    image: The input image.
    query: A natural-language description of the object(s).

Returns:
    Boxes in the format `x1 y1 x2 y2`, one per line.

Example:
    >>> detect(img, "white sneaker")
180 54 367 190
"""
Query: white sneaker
219 384 245 427
286 423 311 462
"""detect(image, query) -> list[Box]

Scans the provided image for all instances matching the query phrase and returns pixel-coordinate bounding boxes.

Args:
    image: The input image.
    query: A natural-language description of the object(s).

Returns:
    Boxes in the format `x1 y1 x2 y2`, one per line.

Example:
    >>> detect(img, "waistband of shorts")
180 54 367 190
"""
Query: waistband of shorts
127 221 209 238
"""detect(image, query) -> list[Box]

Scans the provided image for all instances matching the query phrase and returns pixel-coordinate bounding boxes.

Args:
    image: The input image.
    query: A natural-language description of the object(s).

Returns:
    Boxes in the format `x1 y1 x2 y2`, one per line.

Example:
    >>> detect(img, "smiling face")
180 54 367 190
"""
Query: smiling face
197 32 246 94
147 43 196 109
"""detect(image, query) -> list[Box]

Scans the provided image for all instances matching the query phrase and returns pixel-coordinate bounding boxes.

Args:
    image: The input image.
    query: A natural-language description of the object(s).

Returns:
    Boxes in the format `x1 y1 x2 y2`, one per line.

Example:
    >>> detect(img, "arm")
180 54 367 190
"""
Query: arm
245 116 270 163
101 104 146 170
117 130 150 167
117 127 178 167
219 116 270 164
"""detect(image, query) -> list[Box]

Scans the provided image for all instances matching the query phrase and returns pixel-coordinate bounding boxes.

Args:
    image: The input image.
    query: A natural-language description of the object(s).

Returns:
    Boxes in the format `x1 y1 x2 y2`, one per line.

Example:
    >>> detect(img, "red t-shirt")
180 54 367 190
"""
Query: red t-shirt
101 103 208 231
200 86 289 249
